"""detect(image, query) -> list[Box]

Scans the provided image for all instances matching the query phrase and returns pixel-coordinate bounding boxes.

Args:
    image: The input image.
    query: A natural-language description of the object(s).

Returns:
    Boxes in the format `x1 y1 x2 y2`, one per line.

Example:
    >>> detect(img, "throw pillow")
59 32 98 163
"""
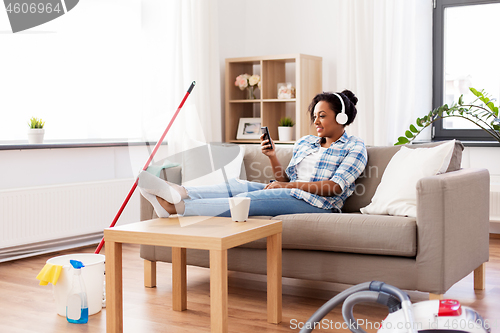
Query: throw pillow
360 140 456 217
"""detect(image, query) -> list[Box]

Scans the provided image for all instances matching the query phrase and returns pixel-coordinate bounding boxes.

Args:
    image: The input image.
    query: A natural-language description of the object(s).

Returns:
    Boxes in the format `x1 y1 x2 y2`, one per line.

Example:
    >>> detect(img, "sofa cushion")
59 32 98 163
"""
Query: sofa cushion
241 145 293 182
360 140 455 217
171 143 245 186
342 140 464 213
241 213 417 257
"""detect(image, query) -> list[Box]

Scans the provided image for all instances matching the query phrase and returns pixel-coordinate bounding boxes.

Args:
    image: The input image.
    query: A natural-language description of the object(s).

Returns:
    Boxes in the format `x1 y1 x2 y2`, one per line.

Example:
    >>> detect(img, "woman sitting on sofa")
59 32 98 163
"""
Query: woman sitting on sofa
138 90 367 217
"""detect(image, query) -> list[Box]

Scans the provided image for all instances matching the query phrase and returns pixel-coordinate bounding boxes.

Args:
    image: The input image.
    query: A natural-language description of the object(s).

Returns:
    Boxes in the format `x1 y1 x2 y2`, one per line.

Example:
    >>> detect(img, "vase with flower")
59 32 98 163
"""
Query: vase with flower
235 74 261 99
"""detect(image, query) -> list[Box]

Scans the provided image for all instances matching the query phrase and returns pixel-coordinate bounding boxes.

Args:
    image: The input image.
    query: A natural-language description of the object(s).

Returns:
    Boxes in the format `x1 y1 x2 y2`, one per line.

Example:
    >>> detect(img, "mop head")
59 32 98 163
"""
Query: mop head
36 263 63 286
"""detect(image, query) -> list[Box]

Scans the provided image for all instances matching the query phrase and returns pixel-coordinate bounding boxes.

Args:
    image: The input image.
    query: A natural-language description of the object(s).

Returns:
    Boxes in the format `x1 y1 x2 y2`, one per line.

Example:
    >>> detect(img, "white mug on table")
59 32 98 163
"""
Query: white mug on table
228 197 251 222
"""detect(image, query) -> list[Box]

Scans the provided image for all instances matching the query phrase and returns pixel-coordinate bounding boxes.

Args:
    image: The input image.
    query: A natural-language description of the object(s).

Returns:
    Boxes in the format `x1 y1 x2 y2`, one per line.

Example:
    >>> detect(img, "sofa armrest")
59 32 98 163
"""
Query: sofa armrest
139 165 183 221
161 165 182 185
415 168 490 293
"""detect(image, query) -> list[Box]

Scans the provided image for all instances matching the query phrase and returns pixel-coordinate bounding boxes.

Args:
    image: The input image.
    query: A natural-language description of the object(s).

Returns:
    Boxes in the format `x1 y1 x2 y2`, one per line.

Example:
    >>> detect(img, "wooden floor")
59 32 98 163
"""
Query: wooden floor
1 239 499 333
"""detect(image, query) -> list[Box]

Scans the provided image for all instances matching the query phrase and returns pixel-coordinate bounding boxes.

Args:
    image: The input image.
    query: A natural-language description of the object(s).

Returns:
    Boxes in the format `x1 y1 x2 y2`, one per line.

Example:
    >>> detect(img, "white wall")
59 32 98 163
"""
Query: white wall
218 0 340 90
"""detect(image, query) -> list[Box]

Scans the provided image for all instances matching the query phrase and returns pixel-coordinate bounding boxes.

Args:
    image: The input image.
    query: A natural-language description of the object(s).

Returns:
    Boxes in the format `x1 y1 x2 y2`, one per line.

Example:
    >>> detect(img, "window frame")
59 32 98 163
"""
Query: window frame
432 0 500 142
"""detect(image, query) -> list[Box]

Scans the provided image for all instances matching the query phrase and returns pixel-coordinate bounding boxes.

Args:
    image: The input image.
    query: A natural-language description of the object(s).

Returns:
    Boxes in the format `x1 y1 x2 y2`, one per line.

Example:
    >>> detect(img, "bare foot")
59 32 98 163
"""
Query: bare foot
157 196 185 215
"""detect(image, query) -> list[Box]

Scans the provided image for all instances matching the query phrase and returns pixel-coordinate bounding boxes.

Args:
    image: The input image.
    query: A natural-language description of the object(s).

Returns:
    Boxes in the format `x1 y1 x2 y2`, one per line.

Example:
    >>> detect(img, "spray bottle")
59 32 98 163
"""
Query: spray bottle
66 260 88 324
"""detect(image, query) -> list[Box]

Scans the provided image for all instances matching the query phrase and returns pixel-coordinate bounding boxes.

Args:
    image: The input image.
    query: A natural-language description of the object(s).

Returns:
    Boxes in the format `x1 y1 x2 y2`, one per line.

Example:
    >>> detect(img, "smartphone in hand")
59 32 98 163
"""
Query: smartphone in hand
261 126 274 149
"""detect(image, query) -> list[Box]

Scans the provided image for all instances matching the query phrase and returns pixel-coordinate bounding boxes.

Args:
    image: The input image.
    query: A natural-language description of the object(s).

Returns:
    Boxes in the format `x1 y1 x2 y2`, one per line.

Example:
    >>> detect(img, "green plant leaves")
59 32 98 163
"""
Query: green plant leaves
484 100 499 116
394 87 500 145
278 117 295 127
492 105 499 117
470 87 480 97
396 136 409 145
436 104 449 117
469 87 498 115
28 117 44 129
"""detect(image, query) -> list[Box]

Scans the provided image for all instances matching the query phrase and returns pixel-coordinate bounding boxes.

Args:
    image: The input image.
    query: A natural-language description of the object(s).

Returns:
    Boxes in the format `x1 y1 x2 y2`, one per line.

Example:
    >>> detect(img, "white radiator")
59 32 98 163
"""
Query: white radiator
490 184 500 234
490 190 500 221
0 179 139 261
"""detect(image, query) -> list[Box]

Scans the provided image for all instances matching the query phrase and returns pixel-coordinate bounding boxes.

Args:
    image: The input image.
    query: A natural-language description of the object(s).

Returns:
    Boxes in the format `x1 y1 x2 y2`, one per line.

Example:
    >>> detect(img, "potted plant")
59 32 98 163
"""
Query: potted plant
396 88 499 145
278 117 295 142
27 117 45 144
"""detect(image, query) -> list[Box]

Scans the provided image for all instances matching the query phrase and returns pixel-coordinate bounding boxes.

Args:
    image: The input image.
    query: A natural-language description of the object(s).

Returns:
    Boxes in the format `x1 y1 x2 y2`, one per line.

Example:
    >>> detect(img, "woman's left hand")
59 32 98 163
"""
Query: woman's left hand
264 181 289 190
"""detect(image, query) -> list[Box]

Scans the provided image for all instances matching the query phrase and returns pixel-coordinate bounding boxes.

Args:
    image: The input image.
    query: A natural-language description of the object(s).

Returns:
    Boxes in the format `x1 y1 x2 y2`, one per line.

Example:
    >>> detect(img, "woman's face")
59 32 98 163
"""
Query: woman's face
313 100 344 139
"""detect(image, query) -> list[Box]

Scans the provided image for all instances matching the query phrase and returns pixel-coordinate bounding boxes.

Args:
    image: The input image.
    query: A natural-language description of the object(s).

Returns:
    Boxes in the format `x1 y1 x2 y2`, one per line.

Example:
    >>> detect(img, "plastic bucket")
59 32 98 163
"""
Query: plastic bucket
47 253 105 317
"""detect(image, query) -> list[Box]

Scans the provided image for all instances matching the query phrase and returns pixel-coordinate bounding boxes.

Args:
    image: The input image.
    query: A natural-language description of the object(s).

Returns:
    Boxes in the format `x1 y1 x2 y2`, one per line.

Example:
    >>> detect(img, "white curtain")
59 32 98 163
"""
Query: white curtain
336 0 433 146
141 0 221 153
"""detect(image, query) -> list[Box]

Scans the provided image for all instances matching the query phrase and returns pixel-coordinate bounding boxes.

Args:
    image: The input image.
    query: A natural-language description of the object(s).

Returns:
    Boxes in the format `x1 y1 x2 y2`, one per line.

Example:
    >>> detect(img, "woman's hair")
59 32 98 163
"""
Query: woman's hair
308 90 358 126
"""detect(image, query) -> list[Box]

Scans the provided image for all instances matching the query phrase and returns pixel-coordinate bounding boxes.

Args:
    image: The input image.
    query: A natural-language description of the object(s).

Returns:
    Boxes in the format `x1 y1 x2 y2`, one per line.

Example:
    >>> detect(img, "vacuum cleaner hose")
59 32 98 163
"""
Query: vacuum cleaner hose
342 291 381 333
299 282 371 333
299 281 418 333
373 283 417 333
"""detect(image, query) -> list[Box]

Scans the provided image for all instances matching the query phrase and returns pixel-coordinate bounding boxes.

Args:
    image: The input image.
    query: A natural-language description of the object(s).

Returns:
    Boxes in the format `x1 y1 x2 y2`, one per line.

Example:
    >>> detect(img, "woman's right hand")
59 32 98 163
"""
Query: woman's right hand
260 133 275 157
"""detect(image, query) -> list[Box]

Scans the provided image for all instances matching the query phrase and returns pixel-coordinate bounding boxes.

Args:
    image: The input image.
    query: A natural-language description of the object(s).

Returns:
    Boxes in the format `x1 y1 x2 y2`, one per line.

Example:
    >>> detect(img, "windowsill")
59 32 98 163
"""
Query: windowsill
0 139 167 151
413 140 500 148
459 141 500 148
6 139 497 150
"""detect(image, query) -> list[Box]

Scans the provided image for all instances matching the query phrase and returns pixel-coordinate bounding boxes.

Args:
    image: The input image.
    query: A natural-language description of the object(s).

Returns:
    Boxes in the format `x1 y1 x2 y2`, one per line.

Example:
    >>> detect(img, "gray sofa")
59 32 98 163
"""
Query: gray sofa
140 141 489 295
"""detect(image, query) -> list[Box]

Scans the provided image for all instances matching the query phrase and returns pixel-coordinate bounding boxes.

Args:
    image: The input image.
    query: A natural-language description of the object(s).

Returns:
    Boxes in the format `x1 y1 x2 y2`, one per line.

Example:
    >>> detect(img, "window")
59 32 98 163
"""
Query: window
0 0 176 144
433 0 500 142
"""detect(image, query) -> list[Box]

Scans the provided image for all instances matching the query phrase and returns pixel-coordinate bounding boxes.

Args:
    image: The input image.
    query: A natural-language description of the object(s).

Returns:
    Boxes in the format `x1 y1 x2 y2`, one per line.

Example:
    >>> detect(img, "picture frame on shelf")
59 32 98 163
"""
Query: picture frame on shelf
277 82 295 99
236 118 261 140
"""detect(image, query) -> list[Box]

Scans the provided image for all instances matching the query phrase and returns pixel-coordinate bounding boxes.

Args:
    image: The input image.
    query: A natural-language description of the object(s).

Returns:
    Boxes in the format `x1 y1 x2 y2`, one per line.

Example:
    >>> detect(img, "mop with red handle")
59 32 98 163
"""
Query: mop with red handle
94 81 196 254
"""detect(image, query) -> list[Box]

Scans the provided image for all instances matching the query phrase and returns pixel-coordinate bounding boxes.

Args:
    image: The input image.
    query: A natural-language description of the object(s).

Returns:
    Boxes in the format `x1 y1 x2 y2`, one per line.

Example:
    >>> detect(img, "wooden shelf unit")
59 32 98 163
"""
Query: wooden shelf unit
225 54 322 143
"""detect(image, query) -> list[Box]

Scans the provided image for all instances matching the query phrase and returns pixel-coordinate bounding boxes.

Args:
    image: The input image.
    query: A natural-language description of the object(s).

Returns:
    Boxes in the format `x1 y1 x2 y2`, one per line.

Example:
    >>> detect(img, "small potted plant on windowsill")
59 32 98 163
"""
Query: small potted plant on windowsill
278 117 295 142
27 117 45 144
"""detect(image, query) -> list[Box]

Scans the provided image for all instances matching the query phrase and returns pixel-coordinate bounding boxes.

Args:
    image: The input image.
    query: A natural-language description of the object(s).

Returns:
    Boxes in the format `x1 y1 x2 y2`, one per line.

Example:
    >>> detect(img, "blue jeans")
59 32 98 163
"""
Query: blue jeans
183 178 334 217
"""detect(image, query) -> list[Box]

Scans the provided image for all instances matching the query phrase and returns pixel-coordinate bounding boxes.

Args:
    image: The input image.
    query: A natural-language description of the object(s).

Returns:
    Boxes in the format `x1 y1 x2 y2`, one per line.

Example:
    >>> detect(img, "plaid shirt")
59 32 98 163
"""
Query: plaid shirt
285 133 367 212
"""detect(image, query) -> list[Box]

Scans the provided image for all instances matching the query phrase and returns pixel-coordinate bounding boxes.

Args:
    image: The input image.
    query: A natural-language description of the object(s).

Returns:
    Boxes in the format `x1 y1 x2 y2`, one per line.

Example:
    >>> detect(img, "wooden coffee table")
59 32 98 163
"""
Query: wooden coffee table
104 216 282 333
